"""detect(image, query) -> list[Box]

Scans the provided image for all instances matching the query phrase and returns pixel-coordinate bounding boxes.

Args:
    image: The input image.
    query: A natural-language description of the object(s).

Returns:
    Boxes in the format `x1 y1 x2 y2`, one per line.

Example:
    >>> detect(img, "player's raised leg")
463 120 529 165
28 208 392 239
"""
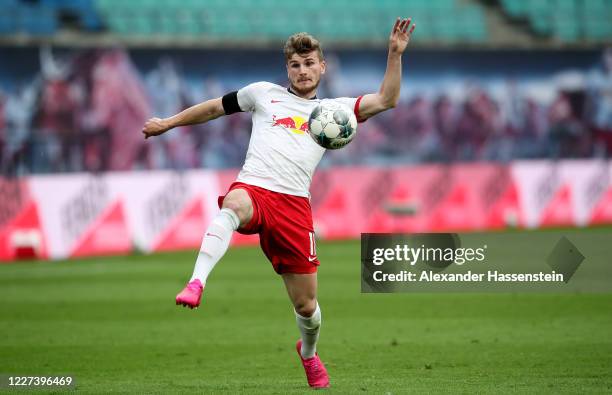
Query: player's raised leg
176 189 253 308
283 272 330 388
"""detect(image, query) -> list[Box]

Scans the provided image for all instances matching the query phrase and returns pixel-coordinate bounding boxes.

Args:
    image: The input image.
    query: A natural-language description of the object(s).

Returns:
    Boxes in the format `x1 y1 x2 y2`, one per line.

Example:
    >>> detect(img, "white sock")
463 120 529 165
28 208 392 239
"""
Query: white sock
295 302 321 359
189 208 239 284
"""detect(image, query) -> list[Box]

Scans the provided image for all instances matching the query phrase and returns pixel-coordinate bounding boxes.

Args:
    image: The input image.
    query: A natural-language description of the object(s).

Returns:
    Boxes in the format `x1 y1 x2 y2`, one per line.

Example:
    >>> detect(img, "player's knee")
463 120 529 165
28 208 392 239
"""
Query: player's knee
222 190 253 226
222 199 249 225
222 199 242 216
295 299 317 317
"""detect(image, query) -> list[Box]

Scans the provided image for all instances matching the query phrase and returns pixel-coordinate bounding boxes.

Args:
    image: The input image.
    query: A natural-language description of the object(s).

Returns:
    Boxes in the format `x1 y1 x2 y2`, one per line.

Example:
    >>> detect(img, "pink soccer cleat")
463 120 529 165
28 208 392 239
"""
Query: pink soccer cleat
296 339 330 389
175 279 204 309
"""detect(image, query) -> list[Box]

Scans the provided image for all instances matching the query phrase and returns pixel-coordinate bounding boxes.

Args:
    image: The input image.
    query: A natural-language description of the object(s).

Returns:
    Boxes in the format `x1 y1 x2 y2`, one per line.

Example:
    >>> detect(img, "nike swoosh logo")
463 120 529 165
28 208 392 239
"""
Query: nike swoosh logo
271 99 283 103
206 233 222 241
308 256 317 262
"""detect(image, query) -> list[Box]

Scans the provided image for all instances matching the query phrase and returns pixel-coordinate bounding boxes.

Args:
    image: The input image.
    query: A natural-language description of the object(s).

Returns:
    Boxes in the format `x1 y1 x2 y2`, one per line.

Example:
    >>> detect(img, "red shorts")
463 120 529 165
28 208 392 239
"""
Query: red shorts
218 182 319 274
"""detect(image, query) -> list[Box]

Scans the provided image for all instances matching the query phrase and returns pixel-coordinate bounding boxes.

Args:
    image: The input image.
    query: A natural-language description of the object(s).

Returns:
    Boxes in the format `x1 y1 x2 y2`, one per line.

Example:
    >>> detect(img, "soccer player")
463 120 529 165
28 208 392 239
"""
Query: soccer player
142 18 415 389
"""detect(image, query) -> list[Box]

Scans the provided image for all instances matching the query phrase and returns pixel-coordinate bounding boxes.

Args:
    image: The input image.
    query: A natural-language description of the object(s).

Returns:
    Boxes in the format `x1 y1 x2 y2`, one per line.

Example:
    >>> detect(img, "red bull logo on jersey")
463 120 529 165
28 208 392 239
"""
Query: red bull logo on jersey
272 115 309 134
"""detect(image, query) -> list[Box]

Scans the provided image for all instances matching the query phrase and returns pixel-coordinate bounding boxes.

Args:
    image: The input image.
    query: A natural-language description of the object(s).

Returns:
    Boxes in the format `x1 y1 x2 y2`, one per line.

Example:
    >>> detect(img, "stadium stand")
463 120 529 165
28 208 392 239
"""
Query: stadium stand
2 0 610 45
93 0 488 42
0 45 610 175
0 0 101 35
0 0 487 42
0 1 611 175
499 0 612 42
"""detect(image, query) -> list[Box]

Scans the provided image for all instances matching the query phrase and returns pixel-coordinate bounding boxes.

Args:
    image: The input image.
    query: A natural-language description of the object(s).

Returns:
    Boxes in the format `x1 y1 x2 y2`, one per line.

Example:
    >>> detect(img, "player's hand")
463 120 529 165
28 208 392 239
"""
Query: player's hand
389 17 416 55
142 117 170 139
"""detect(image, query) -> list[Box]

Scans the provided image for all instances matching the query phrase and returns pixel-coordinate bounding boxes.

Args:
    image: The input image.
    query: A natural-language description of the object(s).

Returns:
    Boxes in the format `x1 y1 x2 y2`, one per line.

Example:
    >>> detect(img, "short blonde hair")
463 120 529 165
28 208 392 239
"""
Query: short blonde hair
284 32 324 62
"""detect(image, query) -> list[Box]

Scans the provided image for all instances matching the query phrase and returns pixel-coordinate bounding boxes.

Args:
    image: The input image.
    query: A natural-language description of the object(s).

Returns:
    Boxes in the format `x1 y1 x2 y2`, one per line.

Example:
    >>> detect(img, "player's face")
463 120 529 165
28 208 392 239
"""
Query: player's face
286 51 326 98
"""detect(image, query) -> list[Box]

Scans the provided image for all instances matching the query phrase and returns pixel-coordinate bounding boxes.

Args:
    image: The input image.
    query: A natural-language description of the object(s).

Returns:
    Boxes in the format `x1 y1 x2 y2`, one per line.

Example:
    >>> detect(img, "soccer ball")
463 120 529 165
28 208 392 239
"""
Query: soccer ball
308 100 358 150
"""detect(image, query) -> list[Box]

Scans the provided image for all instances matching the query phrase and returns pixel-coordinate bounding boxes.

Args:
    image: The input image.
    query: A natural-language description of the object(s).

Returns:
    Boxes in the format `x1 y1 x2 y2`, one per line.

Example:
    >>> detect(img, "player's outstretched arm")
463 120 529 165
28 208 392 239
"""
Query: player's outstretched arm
142 97 225 139
357 17 415 120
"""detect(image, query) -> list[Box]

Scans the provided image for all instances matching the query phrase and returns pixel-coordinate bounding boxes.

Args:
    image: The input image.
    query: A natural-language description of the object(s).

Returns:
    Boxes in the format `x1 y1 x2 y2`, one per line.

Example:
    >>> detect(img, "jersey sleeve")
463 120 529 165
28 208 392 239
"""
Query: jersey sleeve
237 82 269 112
335 95 366 123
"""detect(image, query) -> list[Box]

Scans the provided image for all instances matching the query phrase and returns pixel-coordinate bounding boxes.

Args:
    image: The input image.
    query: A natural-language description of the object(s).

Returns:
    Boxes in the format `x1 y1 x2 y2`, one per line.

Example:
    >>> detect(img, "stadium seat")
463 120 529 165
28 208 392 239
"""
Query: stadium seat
0 6 17 34
19 5 57 35
552 15 579 41
584 19 611 40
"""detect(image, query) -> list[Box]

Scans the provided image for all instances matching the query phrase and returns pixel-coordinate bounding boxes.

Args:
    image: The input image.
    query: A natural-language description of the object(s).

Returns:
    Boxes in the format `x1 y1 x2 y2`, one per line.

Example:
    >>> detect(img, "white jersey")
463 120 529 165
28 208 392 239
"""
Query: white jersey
236 81 360 197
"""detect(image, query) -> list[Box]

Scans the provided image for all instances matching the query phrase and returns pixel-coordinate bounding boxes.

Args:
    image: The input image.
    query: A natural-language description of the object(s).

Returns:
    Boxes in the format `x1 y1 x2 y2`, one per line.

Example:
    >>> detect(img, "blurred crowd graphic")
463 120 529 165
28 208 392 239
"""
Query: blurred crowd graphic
1 47 611 175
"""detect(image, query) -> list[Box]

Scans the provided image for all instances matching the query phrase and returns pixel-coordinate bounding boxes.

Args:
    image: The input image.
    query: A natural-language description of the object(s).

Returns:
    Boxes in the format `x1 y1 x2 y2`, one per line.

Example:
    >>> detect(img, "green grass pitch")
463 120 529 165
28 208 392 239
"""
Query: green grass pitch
1 231 611 394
